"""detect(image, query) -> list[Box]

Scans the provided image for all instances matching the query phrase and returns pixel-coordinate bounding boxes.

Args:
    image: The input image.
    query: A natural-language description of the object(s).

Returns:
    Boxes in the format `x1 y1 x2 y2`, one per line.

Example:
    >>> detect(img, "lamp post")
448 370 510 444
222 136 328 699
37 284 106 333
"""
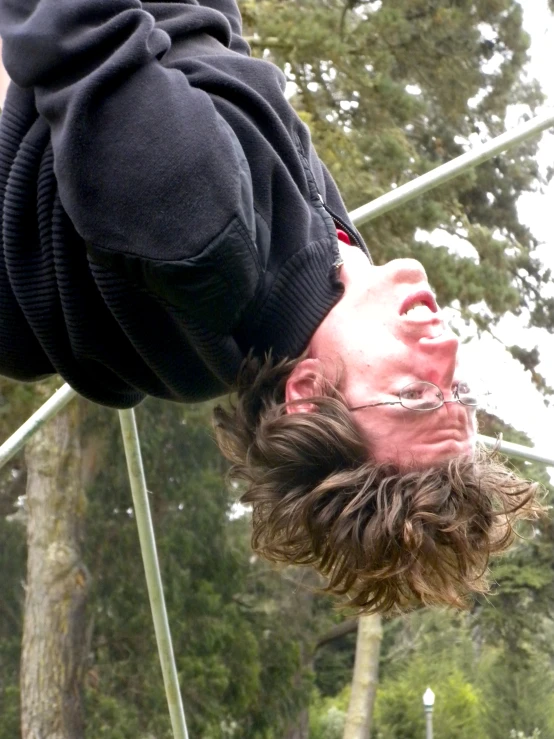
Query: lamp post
423 688 435 739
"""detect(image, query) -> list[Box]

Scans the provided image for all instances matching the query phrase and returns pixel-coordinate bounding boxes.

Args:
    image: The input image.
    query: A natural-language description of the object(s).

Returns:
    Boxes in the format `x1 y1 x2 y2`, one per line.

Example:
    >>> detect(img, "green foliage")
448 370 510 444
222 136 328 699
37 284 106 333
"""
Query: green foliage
373 664 485 739
479 649 554 739
1 1 553 737
0 509 26 738
313 628 356 697
243 0 552 373
371 611 486 739
82 399 316 738
0 393 333 738
0 685 20 739
85 692 145 739
309 687 349 739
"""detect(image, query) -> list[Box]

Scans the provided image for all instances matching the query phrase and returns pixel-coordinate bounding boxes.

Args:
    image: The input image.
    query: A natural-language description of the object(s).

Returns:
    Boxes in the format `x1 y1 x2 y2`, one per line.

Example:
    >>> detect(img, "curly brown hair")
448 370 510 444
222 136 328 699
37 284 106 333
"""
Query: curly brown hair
213 353 542 614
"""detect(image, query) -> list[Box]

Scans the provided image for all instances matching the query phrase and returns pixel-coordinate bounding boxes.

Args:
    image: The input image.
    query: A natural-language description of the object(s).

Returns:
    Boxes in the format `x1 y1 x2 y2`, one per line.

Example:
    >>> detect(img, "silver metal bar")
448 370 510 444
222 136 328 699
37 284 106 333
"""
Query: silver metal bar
0 383 77 470
118 409 189 739
0 383 550 474
478 434 554 467
349 109 554 226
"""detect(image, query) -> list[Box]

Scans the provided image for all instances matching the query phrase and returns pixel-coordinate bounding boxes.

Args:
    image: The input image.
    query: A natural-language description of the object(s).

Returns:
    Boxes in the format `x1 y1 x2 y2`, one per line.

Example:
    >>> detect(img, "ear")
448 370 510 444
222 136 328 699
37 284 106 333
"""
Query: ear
285 358 325 414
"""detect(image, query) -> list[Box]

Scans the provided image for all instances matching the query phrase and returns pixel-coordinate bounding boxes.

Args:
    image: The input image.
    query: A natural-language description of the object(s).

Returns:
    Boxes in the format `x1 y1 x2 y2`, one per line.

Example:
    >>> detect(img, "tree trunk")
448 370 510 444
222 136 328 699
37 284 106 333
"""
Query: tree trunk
283 708 309 739
21 399 89 739
342 614 383 739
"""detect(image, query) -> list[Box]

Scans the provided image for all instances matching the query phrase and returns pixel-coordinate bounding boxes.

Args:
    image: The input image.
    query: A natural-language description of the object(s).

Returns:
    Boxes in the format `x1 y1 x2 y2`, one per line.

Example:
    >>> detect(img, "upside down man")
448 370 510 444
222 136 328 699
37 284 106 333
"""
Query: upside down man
0 0 540 612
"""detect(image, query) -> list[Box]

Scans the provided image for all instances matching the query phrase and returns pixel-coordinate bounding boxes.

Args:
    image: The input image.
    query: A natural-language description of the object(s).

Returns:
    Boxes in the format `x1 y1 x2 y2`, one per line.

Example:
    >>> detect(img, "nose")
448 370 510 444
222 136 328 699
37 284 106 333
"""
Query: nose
417 332 459 390
383 258 428 284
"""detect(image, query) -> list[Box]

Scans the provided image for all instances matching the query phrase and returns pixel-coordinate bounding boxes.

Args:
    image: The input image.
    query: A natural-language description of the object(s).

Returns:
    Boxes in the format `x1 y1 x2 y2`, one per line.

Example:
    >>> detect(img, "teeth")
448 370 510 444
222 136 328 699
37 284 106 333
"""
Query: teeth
404 302 433 317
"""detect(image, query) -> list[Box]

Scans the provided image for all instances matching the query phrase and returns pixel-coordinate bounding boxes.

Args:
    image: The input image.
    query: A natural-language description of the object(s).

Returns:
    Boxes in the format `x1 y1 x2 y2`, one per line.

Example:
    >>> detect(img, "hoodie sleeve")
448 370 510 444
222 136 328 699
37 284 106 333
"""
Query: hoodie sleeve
190 0 251 55
0 0 256 265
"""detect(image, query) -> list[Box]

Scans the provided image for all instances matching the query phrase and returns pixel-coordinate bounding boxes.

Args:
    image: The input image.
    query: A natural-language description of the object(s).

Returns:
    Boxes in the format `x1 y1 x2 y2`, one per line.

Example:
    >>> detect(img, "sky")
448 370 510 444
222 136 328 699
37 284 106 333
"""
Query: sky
481 1 553 453
425 0 554 461
284 2 554 460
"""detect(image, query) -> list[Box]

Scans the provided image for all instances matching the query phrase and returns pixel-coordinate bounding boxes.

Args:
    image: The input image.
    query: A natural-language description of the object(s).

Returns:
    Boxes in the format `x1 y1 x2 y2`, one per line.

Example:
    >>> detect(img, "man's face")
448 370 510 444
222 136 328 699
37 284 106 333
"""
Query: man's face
307 247 477 468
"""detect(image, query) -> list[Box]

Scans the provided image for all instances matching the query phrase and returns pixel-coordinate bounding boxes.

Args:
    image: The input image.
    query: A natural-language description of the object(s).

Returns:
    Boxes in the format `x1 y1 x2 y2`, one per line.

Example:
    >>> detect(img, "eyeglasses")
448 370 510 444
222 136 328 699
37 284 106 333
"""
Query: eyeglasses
349 381 481 413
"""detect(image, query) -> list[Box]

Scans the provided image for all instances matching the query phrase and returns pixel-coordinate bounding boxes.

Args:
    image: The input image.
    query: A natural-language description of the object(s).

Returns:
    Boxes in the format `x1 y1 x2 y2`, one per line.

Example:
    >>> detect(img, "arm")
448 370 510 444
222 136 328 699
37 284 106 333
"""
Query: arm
0 0 255 265
0 0 358 368
179 0 251 55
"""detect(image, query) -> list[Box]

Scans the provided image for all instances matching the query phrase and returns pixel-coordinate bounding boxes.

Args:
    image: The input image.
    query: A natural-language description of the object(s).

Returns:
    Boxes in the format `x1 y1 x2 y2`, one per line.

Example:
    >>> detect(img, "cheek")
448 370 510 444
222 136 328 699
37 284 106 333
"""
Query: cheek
351 411 414 454
354 343 410 389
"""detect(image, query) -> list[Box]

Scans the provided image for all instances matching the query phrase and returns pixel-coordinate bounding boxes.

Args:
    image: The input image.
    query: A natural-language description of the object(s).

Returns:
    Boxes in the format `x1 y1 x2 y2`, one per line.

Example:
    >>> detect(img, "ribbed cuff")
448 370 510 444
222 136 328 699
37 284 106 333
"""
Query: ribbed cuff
241 237 344 360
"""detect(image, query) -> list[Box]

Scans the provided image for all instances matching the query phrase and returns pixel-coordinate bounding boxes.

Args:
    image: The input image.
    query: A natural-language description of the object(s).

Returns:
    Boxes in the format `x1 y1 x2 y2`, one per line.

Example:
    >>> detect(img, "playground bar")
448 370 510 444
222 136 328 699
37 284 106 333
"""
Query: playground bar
0 383 551 477
119 409 190 739
0 383 78 469
478 434 554 467
349 109 554 226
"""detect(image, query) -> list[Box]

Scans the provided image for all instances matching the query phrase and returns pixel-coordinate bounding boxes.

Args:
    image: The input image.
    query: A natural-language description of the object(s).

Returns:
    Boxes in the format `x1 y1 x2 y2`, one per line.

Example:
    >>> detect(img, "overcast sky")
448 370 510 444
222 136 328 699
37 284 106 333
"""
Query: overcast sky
462 0 553 459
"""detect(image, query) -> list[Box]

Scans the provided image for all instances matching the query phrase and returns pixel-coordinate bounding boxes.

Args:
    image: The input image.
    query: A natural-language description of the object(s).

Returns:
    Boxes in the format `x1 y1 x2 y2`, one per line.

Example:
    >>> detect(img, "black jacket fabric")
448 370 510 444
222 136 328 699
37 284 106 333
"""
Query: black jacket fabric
0 0 368 408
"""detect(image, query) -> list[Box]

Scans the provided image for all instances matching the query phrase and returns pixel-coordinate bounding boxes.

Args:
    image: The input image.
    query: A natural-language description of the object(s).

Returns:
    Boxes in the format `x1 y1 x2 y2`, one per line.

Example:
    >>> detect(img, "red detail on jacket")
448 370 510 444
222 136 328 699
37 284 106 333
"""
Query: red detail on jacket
336 229 350 245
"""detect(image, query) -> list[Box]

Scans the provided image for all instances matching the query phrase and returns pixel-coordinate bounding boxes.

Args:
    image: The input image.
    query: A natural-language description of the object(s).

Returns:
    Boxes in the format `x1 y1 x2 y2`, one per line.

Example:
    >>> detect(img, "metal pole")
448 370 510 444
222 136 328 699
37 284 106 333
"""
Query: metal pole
478 434 554 467
349 109 554 226
424 708 434 739
0 383 77 469
0 386 550 471
118 409 189 739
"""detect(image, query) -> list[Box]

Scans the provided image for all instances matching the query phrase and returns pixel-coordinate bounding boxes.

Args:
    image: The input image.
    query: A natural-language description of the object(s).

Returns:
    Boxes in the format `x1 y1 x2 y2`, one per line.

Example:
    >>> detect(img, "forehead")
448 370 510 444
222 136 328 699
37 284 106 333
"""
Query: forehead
358 349 468 397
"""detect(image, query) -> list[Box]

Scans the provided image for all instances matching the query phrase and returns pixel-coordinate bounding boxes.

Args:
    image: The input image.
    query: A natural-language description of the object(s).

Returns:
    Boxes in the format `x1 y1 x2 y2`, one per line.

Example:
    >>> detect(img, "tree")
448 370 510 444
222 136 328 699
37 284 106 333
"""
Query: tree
0 376 59 738
2 2 553 735
478 648 554 739
342 614 383 739
20 398 89 739
0 45 89 739
82 398 318 738
372 611 487 739
242 0 552 384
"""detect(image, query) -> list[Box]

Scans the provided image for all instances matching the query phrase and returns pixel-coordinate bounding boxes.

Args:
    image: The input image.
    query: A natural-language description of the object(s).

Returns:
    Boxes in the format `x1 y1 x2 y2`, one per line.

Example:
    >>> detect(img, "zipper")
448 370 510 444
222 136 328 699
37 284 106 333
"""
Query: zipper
294 135 367 255
317 193 363 251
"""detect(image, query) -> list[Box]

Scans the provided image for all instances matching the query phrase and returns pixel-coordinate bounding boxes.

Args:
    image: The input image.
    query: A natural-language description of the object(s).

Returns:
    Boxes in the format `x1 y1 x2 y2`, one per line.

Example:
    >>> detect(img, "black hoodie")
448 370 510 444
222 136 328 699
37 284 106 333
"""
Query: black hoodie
0 0 368 407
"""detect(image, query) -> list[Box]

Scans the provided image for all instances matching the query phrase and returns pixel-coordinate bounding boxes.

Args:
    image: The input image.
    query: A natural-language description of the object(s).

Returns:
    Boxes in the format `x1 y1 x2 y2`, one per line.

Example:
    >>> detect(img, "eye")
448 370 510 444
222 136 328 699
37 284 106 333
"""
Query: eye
456 381 471 395
399 382 443 410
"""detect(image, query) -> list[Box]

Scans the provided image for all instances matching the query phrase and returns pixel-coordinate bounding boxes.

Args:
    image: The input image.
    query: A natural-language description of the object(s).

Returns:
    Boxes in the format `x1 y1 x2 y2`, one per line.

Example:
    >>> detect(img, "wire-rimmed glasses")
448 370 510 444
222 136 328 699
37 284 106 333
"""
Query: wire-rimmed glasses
349 381 481 413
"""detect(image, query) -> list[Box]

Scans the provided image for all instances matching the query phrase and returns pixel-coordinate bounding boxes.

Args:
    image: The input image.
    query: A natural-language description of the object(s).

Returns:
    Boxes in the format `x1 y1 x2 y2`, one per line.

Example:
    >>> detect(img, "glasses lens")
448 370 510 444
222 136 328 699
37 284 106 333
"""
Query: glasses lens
456 381 479 406
400 382 443 410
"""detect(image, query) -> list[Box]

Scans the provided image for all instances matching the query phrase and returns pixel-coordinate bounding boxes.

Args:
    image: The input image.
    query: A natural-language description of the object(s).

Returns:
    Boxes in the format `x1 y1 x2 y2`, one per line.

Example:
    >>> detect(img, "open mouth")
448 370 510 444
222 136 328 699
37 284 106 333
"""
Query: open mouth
399 290 439 319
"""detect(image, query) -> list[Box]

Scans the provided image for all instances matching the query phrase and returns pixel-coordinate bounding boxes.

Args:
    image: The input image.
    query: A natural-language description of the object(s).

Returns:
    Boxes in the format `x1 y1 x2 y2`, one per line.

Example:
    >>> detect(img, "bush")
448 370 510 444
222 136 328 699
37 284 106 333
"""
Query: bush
478 649 554 739
372 657 486 739
310 687 349 739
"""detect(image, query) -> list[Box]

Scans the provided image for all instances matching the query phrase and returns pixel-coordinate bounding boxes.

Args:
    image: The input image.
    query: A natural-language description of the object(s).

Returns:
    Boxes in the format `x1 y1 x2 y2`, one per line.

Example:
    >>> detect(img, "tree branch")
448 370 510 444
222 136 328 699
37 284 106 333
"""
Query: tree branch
315 618 359 650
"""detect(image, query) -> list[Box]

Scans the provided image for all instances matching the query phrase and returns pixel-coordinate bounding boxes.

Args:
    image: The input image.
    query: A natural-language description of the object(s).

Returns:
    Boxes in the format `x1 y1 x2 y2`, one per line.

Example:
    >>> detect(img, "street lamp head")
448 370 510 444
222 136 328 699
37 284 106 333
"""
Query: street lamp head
423 688 435 708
